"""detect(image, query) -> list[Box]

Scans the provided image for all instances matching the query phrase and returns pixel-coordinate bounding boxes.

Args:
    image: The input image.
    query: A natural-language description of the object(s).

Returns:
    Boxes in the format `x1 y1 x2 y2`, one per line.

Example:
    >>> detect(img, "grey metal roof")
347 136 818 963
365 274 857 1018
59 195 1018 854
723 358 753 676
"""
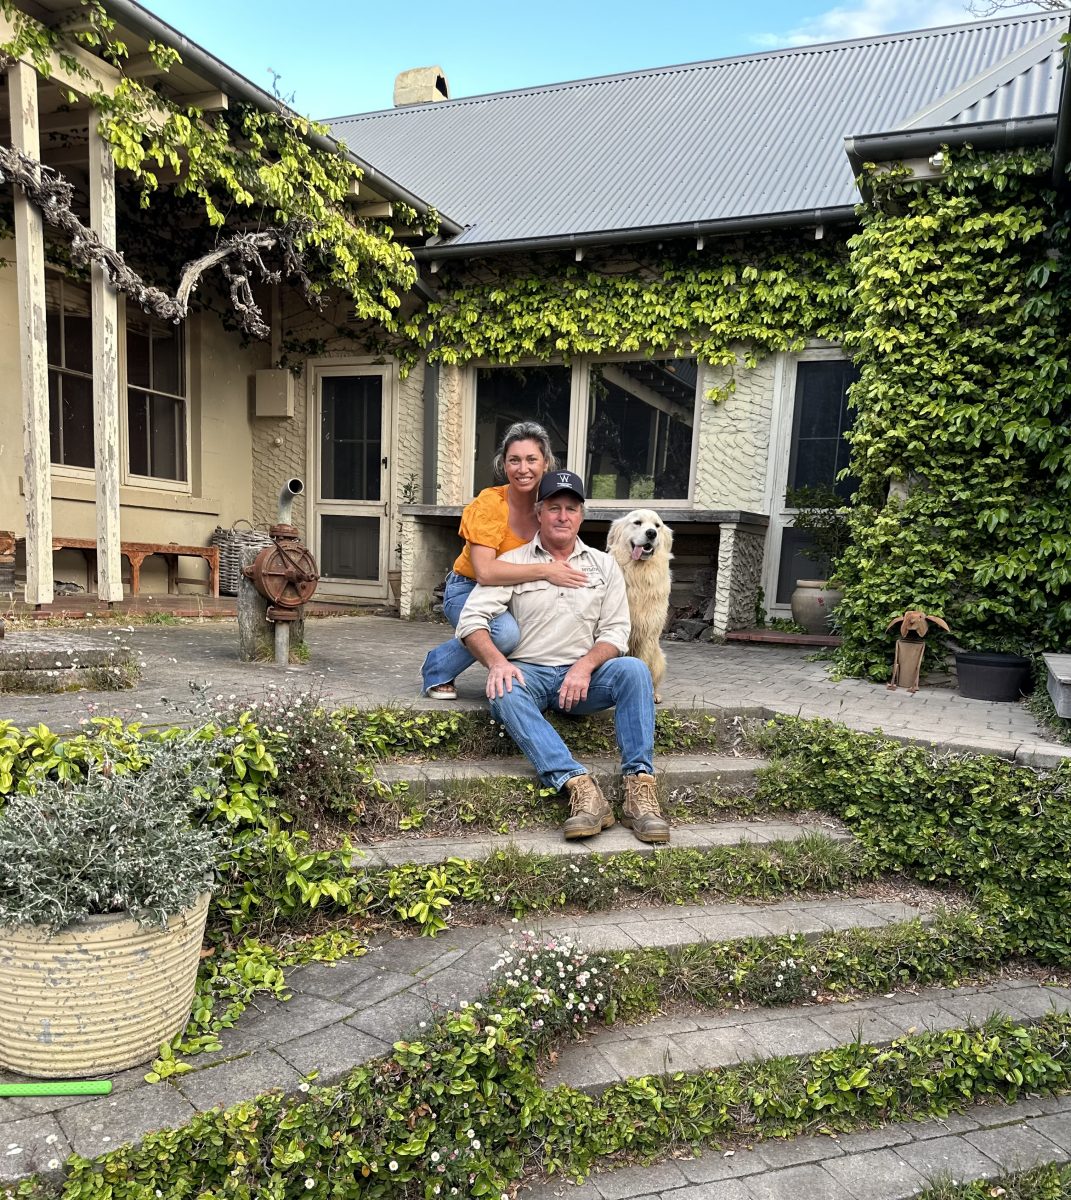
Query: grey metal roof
327 13 1067 250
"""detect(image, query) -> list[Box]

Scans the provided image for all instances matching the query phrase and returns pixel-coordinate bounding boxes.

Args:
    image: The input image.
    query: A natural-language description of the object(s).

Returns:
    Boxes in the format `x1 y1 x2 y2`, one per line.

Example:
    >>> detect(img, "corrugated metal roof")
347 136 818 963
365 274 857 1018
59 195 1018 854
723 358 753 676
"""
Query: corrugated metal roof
327 13 1068 249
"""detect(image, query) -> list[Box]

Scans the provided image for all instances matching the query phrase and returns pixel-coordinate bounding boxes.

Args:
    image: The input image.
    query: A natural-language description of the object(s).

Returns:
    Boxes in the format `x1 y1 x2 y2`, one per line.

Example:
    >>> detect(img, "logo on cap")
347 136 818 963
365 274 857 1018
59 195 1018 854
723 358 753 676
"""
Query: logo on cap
538 469 586 502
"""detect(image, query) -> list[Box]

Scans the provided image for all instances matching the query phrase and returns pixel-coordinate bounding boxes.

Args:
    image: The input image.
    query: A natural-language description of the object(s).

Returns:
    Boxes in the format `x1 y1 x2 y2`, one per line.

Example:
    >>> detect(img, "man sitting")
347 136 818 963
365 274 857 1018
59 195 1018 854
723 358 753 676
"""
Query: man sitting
456 470 670 844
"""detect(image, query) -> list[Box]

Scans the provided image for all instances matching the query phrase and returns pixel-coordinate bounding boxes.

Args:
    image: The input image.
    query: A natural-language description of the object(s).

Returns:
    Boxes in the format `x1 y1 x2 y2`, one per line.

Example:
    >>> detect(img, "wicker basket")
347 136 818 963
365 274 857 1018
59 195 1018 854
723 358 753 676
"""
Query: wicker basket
211 520 273 596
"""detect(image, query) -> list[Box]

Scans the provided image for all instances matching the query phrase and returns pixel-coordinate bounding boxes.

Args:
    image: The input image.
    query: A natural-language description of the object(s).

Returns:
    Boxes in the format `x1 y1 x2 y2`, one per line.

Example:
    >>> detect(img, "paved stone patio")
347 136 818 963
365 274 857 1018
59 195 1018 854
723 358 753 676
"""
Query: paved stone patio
0 617 1065 765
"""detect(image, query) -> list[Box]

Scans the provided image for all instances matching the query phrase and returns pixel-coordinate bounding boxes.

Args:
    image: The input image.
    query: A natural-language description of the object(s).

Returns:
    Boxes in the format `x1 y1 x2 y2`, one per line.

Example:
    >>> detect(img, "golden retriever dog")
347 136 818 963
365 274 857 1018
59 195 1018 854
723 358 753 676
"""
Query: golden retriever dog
606 509 674 702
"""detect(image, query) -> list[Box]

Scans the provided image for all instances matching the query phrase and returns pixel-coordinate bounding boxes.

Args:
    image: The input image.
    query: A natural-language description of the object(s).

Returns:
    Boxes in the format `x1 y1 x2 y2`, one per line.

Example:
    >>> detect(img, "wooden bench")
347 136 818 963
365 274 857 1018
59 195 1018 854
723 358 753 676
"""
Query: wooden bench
12 535 220 598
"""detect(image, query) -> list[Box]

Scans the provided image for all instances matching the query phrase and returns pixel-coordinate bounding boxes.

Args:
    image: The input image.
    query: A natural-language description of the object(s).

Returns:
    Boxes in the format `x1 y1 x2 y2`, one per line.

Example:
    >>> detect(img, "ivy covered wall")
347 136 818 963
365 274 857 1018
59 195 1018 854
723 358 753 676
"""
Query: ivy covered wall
835 147 1071 676
412 146 1071 676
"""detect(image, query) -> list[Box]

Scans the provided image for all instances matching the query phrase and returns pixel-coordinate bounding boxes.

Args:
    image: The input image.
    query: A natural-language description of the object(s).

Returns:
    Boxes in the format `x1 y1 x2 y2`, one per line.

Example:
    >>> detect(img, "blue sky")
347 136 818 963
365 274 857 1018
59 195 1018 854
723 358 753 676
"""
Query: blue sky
138 0 1002 120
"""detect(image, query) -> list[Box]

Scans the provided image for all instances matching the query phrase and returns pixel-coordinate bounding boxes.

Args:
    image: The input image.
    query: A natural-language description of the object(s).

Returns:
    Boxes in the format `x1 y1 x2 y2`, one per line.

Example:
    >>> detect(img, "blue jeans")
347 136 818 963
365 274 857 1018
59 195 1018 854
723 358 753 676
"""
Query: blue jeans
489 657 654 790
421 571 521 691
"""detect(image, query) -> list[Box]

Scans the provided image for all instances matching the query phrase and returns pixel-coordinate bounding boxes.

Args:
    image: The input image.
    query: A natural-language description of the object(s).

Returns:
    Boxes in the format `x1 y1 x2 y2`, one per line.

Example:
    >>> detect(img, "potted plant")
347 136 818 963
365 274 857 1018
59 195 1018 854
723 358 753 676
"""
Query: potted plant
784 486 852 634
0 735 222 1078
951 634 1034 702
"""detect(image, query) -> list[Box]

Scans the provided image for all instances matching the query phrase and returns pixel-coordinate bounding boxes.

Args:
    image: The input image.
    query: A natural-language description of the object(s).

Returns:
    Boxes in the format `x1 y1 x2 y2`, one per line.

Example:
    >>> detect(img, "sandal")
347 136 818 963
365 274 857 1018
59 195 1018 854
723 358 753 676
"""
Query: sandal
425 682 458 700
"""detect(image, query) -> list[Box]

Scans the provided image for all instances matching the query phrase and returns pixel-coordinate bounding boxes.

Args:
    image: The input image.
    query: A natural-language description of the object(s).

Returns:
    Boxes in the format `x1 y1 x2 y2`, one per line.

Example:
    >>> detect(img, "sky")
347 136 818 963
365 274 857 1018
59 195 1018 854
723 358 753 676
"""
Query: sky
135 0 1036 121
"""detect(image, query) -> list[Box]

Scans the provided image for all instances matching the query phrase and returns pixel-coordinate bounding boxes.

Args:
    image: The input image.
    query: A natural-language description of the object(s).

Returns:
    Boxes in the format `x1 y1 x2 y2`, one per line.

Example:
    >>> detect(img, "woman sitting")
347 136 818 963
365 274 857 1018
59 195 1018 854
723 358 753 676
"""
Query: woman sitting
421 420 587 699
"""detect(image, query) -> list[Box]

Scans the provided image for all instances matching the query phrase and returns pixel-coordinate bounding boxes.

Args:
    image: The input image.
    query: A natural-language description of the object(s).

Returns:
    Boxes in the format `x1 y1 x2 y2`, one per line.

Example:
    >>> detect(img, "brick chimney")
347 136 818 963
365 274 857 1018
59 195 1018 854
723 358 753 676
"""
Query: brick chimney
393 66 450 107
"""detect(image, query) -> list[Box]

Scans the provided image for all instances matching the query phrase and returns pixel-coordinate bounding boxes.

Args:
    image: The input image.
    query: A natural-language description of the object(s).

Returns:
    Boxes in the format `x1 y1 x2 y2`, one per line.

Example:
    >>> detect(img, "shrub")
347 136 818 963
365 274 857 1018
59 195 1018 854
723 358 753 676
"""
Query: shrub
757 718 1071 963
0 733 223 931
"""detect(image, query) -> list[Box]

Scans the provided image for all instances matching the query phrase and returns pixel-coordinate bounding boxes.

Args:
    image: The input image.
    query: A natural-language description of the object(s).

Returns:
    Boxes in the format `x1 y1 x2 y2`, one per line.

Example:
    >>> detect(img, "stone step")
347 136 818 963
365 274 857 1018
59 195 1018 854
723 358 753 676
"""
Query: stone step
350 816 850 869
374 752 768 799
520 1091 1071 1200
0 895 940 1177
543 977 1071 1093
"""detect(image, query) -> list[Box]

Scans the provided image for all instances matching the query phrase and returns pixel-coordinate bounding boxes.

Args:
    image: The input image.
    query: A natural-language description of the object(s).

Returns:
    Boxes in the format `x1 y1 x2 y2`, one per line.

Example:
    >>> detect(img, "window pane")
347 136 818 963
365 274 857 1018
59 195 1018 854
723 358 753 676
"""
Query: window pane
46 309 61 369
59 374 94 468
127 323 151 389
148 394 186 481
473 366 570 493
64 311 92 375
320 514 379 579
776 526 827 604
127 391 149 476
48 371 61 462
586 359 696 500
320 375 382 501
788 360 860 500
151 325 183 396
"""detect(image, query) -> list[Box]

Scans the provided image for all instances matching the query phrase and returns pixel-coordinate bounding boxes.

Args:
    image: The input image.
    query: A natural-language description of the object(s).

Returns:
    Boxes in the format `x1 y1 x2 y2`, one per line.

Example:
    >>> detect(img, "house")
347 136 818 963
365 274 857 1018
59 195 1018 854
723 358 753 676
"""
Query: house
3 4 1068 647
321 11 1068 633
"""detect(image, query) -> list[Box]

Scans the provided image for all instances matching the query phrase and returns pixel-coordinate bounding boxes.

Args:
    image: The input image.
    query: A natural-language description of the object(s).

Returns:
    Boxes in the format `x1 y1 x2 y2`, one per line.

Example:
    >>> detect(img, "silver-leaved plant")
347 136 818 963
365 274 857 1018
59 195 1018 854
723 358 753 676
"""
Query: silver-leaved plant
0 732 224 933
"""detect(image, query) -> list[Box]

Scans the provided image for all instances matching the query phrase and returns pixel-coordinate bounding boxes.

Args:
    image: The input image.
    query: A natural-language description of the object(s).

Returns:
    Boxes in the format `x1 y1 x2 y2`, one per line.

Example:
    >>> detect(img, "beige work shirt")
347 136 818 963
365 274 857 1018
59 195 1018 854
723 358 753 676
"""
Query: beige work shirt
455 534 631 666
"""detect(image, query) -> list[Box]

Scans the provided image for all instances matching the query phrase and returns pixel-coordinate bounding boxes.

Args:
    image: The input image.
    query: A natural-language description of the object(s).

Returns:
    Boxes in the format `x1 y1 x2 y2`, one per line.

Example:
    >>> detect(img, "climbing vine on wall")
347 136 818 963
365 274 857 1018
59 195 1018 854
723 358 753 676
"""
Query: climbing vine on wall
0 0 424 333
408 234 854 396
833 146 1071 677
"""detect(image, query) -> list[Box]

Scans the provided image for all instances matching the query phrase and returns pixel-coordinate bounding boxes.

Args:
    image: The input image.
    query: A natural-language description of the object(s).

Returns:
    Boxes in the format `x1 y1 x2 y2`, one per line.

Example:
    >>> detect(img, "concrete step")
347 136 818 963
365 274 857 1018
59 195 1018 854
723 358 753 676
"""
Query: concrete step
374 752 768 799
520 1091 1071 1200
350 816 850 869
543 977 1071 1093
0 894 943 1177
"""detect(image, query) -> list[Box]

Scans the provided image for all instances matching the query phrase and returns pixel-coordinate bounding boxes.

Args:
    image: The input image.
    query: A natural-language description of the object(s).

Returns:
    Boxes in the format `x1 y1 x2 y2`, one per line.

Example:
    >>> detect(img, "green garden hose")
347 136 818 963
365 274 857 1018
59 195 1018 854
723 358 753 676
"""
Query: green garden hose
0 1080 112 1097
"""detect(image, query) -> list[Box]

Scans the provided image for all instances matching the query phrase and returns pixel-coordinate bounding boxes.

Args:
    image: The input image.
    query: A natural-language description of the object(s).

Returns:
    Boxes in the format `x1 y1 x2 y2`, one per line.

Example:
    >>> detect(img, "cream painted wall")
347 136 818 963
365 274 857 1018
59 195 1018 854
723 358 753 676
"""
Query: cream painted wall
0 250 267 593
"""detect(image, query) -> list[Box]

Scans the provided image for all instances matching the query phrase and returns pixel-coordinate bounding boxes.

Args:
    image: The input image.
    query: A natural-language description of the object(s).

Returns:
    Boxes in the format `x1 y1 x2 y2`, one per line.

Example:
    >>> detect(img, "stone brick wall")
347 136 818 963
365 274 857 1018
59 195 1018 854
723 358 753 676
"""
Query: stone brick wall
693 357 778 512
437 365 467 504
710 523 767 636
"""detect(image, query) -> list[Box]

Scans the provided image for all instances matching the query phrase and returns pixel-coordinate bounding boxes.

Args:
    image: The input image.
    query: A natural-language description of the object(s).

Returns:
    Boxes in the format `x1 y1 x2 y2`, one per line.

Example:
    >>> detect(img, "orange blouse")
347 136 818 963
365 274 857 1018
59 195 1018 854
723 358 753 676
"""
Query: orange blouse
452 486 529 579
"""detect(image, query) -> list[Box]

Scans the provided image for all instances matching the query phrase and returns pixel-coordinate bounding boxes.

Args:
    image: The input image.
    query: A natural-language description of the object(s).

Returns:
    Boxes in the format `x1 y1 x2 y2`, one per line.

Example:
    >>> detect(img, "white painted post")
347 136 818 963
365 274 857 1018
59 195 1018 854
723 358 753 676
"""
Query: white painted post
9 62 53 606
89 121 123 602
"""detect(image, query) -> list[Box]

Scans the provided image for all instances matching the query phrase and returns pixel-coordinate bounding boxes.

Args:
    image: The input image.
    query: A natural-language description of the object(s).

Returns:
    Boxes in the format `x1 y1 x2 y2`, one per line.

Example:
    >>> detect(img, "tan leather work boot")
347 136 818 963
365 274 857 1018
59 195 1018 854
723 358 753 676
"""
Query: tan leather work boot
562 773 615 839
622 773 670 843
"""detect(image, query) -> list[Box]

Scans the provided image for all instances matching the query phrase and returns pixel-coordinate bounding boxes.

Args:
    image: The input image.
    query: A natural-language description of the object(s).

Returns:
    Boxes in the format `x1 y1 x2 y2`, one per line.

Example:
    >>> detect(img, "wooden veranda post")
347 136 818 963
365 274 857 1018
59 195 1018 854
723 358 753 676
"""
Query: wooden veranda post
9 60 53 606
89 121 123 602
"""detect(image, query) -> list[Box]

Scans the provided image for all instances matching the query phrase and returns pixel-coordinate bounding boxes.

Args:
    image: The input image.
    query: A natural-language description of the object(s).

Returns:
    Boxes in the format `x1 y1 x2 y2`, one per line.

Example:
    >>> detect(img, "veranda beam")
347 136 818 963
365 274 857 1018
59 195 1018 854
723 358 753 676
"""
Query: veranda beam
89 120 123 603
10 60 53 606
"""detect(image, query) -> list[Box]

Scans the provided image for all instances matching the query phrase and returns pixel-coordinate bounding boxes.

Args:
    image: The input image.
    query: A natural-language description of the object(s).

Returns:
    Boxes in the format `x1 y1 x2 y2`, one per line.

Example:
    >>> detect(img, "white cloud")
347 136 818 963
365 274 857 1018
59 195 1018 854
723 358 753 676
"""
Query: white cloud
753 0 1003 49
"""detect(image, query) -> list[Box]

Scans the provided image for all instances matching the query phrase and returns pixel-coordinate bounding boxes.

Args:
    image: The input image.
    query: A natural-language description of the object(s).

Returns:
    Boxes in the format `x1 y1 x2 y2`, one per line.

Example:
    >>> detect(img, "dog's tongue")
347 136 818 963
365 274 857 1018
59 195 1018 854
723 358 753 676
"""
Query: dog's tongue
631 545 645 561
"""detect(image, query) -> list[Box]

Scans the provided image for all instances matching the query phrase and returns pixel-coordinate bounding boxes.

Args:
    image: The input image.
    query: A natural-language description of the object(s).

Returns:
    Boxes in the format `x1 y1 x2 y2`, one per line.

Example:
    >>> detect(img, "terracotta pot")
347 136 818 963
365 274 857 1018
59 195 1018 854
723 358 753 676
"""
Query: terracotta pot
789 579 843 634
388 569 402 599
0 891 210 1078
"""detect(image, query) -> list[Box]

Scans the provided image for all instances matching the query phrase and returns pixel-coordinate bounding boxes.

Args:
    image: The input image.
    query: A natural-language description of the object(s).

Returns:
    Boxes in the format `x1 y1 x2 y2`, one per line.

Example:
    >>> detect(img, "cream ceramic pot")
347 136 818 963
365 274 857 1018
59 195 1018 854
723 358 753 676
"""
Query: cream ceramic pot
0 891 209 1078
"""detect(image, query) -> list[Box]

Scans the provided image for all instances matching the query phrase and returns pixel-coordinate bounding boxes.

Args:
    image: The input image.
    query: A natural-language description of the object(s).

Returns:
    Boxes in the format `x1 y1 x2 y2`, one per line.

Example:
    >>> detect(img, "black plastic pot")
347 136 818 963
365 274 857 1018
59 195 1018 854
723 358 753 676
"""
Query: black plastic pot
954 651 1032 702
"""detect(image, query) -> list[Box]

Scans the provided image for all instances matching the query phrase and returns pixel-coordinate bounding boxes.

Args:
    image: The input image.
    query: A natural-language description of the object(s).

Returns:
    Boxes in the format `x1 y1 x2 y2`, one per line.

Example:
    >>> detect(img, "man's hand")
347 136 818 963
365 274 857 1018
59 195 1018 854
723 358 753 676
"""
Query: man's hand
486 660 526 699
558 662 593 711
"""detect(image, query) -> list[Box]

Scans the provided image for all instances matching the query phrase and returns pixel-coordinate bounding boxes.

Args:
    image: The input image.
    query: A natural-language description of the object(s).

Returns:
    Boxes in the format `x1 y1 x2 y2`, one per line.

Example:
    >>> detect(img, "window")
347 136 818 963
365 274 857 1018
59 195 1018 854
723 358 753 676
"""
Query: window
787 359 859 500
46 275 94 469
773 357 859 604
587 360 695 500
126 311 187 482
471 357 699 500
473 367 570 492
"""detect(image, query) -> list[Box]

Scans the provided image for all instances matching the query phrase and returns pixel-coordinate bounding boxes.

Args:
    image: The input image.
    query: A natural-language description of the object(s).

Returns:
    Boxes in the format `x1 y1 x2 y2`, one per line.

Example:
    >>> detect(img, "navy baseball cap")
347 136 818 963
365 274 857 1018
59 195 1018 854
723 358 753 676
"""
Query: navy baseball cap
538 470 586 502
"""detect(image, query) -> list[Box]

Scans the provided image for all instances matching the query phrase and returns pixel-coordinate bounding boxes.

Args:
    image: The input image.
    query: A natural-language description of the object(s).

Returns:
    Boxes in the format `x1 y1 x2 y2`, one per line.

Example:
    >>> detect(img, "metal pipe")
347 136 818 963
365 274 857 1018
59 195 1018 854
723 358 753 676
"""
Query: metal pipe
97 0 463 235
274 619 289 666
844 115 1058 178
277 478 304 526
413 206 857 261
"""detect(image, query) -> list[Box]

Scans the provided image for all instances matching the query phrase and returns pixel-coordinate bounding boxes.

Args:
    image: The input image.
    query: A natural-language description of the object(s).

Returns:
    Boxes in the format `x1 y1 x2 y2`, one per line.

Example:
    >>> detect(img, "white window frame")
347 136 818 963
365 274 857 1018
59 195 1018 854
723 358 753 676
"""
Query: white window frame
45 272 95 483
44 275 193 494
463 353 702 506
760 346 853 616
119 300 192 494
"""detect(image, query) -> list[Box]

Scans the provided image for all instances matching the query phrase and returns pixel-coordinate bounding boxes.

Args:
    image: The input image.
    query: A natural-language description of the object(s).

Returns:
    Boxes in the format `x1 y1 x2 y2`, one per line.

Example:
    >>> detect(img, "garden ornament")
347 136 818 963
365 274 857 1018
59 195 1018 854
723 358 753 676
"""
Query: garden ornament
885 609 951 694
